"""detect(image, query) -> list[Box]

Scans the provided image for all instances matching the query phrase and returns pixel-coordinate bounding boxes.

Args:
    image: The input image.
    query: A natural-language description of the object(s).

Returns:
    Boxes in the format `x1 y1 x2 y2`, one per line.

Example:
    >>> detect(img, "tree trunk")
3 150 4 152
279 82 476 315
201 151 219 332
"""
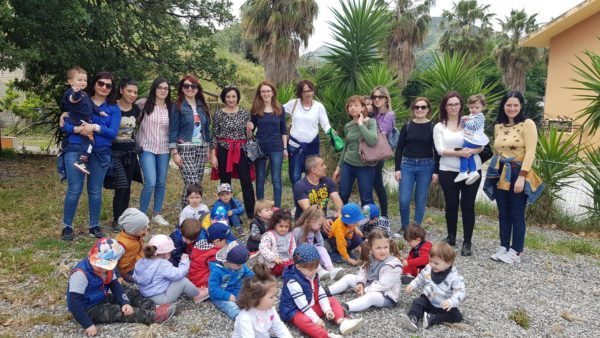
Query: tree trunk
261 40 300 86
502 62 526 93
388 38 415 86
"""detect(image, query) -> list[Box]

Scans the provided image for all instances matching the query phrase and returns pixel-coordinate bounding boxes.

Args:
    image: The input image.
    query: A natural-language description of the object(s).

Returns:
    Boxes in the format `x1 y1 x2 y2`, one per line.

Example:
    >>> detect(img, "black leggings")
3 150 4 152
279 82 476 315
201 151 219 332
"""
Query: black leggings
438 170 480 243
373 160 388 217
217 145 255 219
408 295 462 324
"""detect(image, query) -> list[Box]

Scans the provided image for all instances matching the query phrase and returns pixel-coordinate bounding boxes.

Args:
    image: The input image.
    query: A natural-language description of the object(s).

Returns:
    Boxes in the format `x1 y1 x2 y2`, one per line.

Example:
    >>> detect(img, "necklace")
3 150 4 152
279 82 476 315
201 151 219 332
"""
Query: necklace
301 100 313 111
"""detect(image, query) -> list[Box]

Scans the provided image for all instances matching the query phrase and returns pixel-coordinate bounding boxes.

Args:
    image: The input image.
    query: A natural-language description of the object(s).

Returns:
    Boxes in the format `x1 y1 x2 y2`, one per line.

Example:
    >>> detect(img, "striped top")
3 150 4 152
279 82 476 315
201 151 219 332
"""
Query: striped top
285 276 331 323
461 113 489 146
135 99 170 154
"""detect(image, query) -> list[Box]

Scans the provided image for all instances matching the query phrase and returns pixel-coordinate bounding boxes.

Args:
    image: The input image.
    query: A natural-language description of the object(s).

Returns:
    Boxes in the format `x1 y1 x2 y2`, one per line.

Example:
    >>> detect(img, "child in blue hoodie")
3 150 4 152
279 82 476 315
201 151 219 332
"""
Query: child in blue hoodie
208 241 254 319
67 238 176 337
134 234 204 304
211 183 246 236
169 218 203 266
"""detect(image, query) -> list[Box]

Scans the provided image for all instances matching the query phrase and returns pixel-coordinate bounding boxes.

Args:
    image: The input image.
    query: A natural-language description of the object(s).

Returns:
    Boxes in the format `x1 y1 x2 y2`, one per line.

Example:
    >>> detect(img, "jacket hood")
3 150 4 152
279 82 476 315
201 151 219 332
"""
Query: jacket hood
134 258 161 286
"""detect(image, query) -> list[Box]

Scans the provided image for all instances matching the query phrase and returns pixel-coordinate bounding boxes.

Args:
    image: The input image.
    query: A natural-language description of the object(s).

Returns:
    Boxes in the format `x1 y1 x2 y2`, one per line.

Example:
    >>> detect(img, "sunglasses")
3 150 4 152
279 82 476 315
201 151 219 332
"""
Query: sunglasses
183 83 199 90
413 105 428 110
372 95 386 100
96 80 113 90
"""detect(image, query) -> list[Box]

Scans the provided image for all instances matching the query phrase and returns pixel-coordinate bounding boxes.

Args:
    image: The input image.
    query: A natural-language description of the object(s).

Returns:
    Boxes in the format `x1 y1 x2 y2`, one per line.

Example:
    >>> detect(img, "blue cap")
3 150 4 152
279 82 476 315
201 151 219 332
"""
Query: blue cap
216 241 250 264
362 204 380 220
341 203 365 224
293 244 321 264
207 222 230 242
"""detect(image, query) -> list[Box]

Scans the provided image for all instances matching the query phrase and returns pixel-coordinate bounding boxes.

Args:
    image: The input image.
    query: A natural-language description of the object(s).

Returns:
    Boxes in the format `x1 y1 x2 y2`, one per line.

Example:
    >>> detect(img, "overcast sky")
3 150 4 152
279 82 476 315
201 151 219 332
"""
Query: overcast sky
230 0 584 52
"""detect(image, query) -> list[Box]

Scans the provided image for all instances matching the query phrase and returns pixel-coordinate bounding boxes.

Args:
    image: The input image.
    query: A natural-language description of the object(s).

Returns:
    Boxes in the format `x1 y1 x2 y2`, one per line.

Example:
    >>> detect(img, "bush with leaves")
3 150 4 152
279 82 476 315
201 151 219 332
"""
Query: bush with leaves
580 147 600 223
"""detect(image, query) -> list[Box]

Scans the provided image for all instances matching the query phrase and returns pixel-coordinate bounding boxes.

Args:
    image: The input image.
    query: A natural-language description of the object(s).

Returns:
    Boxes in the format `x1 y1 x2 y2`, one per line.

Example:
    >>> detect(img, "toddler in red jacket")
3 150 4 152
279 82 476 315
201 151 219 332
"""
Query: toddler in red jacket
188 222 231 303
401 224 432 285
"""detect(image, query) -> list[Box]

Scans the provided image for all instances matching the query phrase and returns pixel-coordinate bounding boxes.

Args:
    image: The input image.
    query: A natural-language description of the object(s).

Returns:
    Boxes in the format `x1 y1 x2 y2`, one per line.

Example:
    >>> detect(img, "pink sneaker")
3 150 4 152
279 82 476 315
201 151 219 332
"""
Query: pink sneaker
193 287 210 303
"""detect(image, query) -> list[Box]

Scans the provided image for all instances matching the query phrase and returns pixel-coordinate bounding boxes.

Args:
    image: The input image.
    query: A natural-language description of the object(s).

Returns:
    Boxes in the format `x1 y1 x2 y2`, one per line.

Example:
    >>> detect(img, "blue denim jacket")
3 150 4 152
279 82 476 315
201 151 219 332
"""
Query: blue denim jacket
483 154 544 204
169 99 211 148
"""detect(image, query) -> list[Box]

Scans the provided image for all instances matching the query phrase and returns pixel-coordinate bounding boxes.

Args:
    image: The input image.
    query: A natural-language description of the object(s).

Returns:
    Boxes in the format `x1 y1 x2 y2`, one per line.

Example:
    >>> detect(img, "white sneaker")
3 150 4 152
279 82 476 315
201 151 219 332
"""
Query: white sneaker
328 334 343 338
339 317 364 336
465 171 481 185
498 248 521 264
454 172 469 183
490 246 507 261
329 267 346 281
152 215 170 226
319 270 330 282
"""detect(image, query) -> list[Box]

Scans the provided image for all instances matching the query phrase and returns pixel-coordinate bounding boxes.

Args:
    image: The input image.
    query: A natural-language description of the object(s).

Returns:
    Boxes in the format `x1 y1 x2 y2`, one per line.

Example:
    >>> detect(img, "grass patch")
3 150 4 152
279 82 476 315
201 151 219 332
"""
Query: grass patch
475 200 498 219
26 313 71 326
508 308 531 329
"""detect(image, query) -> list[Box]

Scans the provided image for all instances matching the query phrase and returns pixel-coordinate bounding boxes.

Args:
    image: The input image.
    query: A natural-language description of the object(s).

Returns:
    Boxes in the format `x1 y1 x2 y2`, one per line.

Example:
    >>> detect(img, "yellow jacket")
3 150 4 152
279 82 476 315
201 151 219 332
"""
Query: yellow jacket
115 231 144 276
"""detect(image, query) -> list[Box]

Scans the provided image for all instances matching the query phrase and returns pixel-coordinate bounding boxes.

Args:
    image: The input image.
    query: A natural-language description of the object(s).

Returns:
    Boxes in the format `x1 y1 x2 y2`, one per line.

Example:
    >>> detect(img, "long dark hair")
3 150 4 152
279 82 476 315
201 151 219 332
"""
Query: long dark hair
496 91 525 125
176 75 209 116
142 77 171 116
116 78 138 100
88 71 118 105
439 91 463 127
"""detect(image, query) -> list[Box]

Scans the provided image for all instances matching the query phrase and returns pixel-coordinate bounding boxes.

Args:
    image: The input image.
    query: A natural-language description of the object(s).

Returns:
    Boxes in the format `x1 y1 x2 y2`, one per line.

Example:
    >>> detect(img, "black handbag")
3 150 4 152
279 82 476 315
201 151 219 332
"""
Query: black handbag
243 138 265 162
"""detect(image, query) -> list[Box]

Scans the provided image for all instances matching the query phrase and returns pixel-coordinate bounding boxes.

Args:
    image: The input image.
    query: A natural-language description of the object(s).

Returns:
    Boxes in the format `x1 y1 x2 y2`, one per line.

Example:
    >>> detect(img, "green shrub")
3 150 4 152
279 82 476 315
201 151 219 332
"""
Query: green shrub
509 308 531 329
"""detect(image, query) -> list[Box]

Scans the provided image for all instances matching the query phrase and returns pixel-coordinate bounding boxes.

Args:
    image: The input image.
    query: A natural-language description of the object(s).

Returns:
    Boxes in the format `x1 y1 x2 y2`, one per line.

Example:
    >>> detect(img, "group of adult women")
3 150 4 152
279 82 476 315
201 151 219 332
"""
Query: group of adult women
60 72 539 264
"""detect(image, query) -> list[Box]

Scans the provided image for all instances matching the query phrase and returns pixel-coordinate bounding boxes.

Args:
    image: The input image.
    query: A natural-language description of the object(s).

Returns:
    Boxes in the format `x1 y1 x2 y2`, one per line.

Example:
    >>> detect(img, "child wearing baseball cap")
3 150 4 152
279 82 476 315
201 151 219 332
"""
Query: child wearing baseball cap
326 203 365 266
134 234 204 304
115 208 149 282
280 244 364 338
208 241 255 319
67 238 177 337
211 183 246 236
358 204 394 238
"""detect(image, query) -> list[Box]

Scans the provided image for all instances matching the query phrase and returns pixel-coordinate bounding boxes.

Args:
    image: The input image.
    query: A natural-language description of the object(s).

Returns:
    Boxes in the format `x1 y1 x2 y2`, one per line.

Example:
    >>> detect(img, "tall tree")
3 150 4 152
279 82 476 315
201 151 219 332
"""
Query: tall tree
439 0 494 57
0 0 236 102
241 0 318 85
494 9 540 93
386 0 434 86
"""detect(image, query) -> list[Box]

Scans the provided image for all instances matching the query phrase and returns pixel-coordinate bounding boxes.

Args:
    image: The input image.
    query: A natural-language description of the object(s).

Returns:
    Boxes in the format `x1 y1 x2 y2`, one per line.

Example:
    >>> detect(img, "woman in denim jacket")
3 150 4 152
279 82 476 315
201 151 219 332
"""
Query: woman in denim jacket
169 75 211 208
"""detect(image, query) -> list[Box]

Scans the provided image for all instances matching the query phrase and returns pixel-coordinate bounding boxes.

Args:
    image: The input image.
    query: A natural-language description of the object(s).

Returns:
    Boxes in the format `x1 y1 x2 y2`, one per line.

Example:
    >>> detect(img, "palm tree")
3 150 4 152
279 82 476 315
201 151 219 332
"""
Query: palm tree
386 0 434 86
494 9 539 93
240 0 318 85
570 38 600 136
439 0 494 57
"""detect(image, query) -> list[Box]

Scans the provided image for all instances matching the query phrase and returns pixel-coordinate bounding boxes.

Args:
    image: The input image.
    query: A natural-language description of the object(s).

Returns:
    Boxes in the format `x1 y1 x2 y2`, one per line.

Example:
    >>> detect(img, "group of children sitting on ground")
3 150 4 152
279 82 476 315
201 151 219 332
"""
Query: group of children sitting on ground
67 182 466 337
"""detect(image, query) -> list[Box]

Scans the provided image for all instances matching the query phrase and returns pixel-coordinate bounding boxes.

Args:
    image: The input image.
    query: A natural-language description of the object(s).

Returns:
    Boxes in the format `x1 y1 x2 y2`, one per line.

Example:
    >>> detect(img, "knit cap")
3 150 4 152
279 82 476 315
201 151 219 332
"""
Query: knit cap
88 238 125 270
293 244 320 264
118 208 149 235
148 234 175 255
216 241 249 265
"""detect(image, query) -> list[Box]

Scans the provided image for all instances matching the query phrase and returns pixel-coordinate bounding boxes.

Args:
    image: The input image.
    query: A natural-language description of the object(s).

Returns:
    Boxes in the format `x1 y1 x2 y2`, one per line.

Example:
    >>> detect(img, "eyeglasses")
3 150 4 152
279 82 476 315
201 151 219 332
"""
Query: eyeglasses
182 84 198 90
96 80 113 90
413 105 428 110
260 89 272 93
302 89 314 93
157 85 169 91
372 95 386 100
446 103 461 107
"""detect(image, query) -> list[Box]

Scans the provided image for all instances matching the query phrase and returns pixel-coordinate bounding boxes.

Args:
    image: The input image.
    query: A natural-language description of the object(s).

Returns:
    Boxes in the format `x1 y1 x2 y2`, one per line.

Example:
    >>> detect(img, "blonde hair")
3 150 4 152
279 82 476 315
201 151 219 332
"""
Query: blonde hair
370 86 392 113
254 199 274 217
467 94 486 106
295 205 325 243
67 66 86 80
430 242 456 264
359 229 401 270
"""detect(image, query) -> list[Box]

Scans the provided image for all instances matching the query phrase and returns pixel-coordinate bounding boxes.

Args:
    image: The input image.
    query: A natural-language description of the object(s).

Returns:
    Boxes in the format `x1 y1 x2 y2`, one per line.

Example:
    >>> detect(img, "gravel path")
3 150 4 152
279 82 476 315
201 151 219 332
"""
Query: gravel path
15 210 600 337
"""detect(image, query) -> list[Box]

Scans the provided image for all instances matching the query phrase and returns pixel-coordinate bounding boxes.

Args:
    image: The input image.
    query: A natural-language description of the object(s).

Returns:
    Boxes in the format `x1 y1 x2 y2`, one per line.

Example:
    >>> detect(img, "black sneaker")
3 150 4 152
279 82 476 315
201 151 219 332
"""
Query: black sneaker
89 226 105 238
400 314 418 332
61 226 74 241
401 275 415 285
73 161 91 175
423 312 435 329
461 242 472 256
341 302 350 316
111 221 122 233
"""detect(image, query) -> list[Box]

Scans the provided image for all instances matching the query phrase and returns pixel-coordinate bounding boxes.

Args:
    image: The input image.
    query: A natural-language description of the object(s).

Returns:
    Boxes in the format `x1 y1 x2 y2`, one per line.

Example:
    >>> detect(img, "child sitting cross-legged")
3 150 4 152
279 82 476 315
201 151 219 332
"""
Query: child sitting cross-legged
212 183 246 236
208 241 255 320
358 204 395 238
327 229 402 312
134 235 205 304
400 242 465 331
247 199 275 252
114 208 149 283
258 209 296 277
188 222 231 303
232 263 293 338
326 203 365 266
401 224 432 285
293 205 345 282
67 238 177 337
280 244 364 338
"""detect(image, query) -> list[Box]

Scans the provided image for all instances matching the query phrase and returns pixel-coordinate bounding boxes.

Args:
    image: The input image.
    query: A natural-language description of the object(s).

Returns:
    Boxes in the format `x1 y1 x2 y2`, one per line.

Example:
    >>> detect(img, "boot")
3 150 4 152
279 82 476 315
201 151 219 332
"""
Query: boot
445 234 456 247
461 242 472 256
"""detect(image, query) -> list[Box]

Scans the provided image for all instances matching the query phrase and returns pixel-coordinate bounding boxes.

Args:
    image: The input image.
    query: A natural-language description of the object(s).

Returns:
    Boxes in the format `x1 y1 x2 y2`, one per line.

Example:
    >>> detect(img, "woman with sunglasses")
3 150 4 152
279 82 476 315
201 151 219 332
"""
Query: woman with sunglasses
370 86 396 217
210 86 255 225
135 77 172 227
282 80 333 186
103 78 143 232
394 97 438 232
169 75 212 209
248 80 287 207
433 92 484 256
60 72 121 241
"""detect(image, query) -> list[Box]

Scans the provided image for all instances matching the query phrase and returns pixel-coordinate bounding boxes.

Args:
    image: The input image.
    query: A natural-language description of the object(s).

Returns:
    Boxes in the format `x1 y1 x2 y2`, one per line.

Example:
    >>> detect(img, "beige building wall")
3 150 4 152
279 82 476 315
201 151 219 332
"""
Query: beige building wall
544 11 600 147
0 67 25 97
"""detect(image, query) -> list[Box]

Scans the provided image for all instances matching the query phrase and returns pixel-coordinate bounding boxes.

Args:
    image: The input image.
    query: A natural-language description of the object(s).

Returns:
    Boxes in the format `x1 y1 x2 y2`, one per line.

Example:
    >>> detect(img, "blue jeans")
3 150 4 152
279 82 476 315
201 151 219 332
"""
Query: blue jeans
494 165 527 252
63 147 111 228
254 151 284 207
398 157 434 229
229 214 242 228
212 299 240 319
339 161 375 206
459 140 479 173
139 151 170 214
287 136 320 186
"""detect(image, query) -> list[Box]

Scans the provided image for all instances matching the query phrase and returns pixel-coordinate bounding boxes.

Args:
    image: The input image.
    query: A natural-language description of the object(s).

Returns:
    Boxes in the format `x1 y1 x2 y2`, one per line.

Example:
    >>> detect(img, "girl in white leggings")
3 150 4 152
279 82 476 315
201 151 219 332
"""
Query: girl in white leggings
327 230 402 312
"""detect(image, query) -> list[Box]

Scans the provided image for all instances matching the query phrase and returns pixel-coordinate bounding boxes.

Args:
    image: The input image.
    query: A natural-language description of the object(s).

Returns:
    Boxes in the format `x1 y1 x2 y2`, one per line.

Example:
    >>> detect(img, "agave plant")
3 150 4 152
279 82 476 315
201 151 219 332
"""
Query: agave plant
357 62 408 122
580 147 600 223
417 52 503 118
569 40 600 136
277 83 296 105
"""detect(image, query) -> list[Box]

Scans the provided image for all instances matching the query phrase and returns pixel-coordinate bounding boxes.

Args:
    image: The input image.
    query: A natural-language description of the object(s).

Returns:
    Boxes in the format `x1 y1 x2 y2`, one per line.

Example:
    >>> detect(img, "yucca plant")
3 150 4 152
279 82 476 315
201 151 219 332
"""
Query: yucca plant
580 147 600 223
357 62 408 122
417 53 503 118
277 83 296 105
569 39 600 136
